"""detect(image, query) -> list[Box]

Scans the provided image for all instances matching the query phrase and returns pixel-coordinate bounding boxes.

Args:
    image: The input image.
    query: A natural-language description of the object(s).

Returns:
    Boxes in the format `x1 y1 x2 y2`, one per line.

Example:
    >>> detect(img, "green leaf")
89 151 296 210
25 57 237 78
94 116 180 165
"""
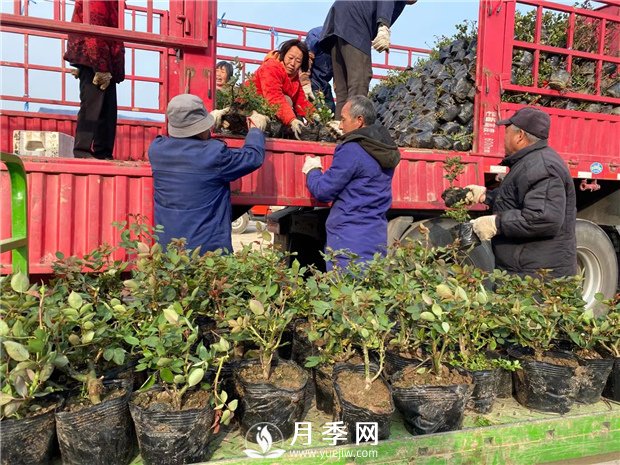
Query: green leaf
11 320 24 337
441 322 450 333
174 374 186 384
10 273 29 293
249 299 264 316
112 348 125 365
68 291 83 310
53 354 69 367
361 328 370 339
420 312 436 322
188 368 205 387
221 409 232 425
228 399 238 411
3 341 29 362
123 335 139 346
431 304 443 317
0 392 14 406
0 320 8 337
163 306 179 325
160 368 174 384
81 331 95 344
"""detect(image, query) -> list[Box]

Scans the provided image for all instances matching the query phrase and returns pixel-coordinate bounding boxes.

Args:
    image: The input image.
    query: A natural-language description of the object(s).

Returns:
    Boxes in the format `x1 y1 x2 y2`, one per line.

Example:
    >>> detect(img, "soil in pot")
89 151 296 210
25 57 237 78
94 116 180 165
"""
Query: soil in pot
55 379 137 465
235 359 308 441
384 349 429 377
0 395 62 465
574 354 614 404
333 365 394 443
221 111 249 135
603 357 620 402
391 365 472 435
129 388 214 465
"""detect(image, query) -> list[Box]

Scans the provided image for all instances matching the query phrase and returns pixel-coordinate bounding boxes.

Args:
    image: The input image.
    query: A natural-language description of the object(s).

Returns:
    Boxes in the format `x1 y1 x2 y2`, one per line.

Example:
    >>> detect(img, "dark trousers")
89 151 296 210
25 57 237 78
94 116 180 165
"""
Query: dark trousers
74 66 117 159
330 37 372 119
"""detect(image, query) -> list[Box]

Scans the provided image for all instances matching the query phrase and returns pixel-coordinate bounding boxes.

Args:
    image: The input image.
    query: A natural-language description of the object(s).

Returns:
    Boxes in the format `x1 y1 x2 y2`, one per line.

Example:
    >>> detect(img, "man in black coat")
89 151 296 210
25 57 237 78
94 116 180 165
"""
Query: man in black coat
467 107 577 278
319 0 417 119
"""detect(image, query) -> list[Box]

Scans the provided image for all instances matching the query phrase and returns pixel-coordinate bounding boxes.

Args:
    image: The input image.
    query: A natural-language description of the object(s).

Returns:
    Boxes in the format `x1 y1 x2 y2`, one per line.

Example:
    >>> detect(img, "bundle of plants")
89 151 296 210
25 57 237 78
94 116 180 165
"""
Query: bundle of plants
492 272 583 414
217 246 310 440
0 274 65 465
371 22 477 150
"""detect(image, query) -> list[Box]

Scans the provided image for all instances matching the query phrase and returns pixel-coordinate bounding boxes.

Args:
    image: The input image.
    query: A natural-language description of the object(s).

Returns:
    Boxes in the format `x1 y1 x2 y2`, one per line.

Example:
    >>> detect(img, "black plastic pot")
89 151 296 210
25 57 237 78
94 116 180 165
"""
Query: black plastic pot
496 368 513 398
0 395 62 465
384 350 428 377
235 359 308 441
129 388 215 465
575 357 614 404
315 365 336 415
391 368 471 435
603 357 620 402
55 380 136 465
451 222 481 249
468 369 499 413
333 364 394 443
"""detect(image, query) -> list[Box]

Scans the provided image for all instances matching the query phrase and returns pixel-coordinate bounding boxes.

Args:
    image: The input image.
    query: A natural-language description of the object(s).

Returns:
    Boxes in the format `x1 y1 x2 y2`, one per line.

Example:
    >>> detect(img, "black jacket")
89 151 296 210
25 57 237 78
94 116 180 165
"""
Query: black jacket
486 140 577 278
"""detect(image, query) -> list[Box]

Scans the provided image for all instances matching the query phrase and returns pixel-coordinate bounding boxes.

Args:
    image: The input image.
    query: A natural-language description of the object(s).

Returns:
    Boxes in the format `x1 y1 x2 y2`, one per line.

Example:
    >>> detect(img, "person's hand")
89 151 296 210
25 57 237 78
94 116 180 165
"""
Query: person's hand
465 184 487 204
326 120 343 137
290 119 306 140
70 68 80 79
210 107 229 128
247 111 269 131
303 83 315 102
302 156 322 175
371 24 391 53
92 72 112 90
471 215 497 241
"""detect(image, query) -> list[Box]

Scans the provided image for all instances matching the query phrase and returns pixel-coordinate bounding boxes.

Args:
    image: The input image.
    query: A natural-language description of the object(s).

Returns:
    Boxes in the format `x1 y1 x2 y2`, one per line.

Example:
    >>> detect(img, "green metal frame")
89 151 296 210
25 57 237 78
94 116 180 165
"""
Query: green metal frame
0 152 28 275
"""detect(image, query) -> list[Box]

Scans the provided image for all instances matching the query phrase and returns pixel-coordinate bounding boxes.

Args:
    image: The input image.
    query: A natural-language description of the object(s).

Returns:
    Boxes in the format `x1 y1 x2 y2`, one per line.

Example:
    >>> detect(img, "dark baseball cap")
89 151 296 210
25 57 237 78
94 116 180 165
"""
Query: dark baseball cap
497 107 550 139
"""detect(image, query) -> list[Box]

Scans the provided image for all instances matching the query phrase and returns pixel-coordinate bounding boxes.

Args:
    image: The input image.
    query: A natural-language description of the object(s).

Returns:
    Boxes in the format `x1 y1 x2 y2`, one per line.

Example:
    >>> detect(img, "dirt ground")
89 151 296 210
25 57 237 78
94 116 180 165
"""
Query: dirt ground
232 221 273 252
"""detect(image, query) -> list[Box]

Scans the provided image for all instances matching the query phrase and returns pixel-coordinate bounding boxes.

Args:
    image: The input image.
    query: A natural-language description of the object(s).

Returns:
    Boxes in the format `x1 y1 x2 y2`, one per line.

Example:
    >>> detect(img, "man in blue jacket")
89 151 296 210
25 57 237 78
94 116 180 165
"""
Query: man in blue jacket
304 26 335 113
302 95 400 270
320 0 417 119
149 94 268 253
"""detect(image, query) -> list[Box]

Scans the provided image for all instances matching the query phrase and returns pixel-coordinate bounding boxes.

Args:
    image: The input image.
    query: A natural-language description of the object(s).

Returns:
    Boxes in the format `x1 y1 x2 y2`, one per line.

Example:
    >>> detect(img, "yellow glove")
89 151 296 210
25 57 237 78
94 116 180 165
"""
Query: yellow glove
70 68 80 79
371 24 391 53
210 107 230 128
92 71 112 90
290 119 306 140
303 83 315 102
247 111 269 131
471 215 497 241
326 120 343 137
465 184 487 204
302 156 322 175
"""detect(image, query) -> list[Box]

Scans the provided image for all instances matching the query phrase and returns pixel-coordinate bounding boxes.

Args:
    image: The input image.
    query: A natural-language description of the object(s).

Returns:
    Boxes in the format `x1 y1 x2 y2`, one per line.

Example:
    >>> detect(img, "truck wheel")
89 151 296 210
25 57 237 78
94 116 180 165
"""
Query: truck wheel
398 217 495 272
232 213 250 235
576 219 618 312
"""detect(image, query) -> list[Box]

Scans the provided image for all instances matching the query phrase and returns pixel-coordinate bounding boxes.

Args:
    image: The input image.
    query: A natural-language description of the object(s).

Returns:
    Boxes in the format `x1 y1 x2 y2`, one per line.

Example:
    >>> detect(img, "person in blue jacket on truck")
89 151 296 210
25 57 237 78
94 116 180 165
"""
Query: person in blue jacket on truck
302 26 335 114
149 94 268 254
302 95 400 271
319 0 417 119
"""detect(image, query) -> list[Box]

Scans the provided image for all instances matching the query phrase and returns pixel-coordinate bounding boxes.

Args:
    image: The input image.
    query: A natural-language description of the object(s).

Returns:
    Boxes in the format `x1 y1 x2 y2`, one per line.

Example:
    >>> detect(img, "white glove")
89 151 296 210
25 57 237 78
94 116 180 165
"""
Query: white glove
371 24 391 53
471 215 498 241
247 111 269 131
93 71 112 90
70 68 80 79
465 185 487 204
326 120 344 137
302 156 322 175
303 83 315 102
290 119 306 140
210 107 229 128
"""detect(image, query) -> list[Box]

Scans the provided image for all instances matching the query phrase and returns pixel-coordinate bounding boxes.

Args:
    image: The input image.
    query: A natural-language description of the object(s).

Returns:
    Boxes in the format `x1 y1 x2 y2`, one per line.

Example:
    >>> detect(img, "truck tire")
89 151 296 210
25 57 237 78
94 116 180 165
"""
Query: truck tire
398 217 495 272
576 219 618 312
232 213 250 235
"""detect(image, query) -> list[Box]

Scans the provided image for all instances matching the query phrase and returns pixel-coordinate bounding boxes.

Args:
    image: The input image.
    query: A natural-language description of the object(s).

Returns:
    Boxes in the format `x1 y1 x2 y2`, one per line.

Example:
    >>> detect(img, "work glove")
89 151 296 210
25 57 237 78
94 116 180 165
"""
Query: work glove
326 120 344 138
371 24 391 53
246 111 269 131
210 107 229 128
92 71 112 90
471 215 497 241
290 119 306 140
302 156 322 175
303 83 315 102
70 68 80 79
464 184 487 204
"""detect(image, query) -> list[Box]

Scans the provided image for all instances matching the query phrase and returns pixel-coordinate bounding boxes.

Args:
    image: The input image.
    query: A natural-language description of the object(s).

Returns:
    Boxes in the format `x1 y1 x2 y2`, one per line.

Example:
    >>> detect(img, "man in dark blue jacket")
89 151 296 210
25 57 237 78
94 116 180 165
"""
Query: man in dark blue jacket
149 94 267 253
304 27 335 113
320 0 417 119
302 95 400 270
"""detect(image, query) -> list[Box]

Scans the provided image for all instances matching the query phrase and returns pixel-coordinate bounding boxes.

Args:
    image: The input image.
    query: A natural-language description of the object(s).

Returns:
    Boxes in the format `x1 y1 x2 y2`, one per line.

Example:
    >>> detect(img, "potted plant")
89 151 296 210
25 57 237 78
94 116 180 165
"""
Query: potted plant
595 295 620 401
0 273 64 465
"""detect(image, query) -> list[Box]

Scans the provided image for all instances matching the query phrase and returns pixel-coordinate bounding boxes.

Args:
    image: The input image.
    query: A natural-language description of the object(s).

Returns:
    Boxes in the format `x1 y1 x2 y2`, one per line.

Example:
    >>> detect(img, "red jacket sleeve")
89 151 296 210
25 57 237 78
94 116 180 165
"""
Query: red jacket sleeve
255 64 297 125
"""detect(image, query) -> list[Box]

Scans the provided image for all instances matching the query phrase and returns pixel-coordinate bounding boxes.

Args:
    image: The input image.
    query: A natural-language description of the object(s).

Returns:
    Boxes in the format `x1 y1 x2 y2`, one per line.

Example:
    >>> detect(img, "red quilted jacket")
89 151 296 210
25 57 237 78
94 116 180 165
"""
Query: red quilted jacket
251 52 314 125
64 0 125 83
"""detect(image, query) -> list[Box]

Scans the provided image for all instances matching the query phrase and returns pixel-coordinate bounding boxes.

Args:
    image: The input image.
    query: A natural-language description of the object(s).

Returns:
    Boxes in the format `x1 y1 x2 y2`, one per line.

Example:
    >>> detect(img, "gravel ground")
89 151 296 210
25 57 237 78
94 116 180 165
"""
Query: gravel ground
232 221 273 252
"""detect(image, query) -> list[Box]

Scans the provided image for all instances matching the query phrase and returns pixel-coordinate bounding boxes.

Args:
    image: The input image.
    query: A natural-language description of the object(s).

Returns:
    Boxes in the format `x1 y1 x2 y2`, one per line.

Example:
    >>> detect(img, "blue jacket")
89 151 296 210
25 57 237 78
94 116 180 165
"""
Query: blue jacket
306 125 398 270
149 129 265 253
305 27 334 104
320 0 409 56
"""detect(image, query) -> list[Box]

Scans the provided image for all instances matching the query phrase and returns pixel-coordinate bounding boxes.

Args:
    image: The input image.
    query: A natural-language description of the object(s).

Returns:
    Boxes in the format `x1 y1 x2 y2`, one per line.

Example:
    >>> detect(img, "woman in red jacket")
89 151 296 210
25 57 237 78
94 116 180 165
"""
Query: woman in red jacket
252 39 316 139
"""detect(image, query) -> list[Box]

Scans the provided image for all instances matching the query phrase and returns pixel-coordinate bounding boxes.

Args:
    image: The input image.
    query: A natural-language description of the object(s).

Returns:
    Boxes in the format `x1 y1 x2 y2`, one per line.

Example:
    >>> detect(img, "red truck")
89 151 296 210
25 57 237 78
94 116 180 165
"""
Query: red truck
1 0 618 309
